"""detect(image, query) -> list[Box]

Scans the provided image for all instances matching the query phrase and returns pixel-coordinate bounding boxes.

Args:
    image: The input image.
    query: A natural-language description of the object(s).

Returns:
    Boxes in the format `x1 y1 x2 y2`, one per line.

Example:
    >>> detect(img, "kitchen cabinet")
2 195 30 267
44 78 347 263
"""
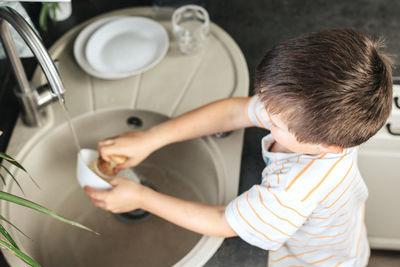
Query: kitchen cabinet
358 83 400 250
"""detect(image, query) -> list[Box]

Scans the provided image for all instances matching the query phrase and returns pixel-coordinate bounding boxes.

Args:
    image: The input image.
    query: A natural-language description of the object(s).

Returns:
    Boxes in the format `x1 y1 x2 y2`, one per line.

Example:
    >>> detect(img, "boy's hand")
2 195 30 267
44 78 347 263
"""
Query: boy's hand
98 130 159 172
84 177 145 213
84 177 237 238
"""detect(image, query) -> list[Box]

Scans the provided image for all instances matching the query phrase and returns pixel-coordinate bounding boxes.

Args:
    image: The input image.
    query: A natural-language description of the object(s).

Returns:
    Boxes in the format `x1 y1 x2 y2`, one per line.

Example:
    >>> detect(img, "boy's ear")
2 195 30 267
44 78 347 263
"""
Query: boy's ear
320 144 343 154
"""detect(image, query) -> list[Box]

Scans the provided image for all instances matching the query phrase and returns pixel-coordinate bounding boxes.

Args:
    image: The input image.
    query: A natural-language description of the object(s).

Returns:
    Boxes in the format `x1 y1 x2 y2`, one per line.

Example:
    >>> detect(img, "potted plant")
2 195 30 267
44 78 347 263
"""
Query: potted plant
0 132 95 266
39 1 72 31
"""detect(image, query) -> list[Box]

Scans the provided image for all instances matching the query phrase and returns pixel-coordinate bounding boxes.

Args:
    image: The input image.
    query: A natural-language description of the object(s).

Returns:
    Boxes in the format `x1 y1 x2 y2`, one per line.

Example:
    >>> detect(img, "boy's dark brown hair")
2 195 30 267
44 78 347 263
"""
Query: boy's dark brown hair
255 28 393 148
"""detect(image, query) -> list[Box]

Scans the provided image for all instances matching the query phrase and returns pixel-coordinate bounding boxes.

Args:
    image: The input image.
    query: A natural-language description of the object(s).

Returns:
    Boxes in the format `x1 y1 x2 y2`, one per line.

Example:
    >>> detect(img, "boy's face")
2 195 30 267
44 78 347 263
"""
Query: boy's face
261 109 341 154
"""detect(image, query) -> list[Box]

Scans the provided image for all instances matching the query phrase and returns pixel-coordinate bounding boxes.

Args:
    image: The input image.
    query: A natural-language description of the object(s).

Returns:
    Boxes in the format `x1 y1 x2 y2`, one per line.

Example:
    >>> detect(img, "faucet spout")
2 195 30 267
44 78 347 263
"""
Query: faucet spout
0 6 66 126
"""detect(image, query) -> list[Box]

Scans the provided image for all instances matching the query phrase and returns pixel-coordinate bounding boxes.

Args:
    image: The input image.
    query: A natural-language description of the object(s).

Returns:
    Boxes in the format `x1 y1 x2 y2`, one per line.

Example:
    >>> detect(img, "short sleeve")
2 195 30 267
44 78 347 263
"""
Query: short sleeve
247 95 270 129
225 184 317 251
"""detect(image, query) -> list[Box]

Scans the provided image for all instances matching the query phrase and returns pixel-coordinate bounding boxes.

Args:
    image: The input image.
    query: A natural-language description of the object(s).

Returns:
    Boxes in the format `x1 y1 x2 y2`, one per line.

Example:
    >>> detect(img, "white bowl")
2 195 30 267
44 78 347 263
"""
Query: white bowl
76 148 112 190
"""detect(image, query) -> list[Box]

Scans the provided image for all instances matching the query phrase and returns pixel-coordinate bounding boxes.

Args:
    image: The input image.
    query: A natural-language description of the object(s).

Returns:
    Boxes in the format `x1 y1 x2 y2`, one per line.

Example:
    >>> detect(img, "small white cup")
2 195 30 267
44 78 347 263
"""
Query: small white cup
76 149 112 190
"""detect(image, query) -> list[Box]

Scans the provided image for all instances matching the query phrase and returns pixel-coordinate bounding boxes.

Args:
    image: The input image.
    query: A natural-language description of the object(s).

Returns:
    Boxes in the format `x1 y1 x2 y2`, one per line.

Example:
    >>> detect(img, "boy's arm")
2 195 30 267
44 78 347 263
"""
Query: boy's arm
140 186 236 237
99 97 252 168
84 177 237 238
150 97 251 146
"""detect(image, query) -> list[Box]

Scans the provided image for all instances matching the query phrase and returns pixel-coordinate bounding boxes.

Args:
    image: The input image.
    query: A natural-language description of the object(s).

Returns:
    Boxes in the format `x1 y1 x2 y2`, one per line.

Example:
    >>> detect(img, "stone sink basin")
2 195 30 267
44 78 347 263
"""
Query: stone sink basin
1 109 240 267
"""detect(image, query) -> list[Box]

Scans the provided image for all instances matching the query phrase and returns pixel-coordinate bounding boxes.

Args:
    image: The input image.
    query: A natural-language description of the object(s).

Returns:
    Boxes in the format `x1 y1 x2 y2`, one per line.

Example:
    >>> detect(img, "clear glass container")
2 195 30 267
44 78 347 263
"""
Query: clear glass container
172 4 210 55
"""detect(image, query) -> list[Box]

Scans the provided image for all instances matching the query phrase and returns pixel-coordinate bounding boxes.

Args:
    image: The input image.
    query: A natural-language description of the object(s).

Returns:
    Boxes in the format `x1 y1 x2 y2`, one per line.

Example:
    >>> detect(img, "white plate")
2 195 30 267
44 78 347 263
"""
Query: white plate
73 16 127 79
85 17 169 77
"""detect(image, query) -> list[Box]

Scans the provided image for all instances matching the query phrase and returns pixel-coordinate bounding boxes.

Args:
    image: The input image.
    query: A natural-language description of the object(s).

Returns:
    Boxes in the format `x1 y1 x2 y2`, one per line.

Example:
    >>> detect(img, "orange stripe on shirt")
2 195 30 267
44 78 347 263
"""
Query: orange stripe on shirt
235 199 282 244
246 97 259 127
286 153 327 191
302 153 346 202
352 180 365 196
323 171 357 209
310 255 335 264
271 249 319 263
310 198 352 220
327 198 351 218
320 216 351 228
293 223 354 249
360 240 367 260
320 160 354 204
300 223 349 238
256 186 300 228
339 211 350 217
246 191 292 238
311 225 350 239
361 239 369 266
289 236 349 248
266 186 308 218
253 99 269 128
254 110 268 129
355 206 366 257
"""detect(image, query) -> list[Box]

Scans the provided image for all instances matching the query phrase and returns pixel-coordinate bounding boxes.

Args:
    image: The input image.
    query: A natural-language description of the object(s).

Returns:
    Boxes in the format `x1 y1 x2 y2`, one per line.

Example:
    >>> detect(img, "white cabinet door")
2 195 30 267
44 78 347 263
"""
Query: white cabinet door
358 84 400 250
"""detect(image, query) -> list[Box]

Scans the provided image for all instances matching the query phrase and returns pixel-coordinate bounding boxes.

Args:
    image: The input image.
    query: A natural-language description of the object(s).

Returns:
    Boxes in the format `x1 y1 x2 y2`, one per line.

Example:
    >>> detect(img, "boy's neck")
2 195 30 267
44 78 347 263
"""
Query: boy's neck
269 141 338 155
269 141 294 153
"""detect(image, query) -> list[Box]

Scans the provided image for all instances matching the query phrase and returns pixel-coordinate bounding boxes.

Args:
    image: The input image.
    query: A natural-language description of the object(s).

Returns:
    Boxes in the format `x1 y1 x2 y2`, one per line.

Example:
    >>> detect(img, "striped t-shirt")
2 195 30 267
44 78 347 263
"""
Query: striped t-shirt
225 96 370 266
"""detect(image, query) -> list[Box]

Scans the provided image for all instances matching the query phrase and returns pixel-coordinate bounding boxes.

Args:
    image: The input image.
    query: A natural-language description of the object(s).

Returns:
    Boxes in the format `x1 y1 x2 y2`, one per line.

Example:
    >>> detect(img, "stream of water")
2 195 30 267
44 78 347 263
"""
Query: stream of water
58 96 82 153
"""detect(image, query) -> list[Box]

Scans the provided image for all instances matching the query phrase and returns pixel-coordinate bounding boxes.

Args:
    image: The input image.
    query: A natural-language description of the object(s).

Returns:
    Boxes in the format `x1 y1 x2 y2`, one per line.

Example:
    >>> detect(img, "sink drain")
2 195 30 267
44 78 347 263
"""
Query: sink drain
114 208 150 223
114 181 155 224
126 116 143 129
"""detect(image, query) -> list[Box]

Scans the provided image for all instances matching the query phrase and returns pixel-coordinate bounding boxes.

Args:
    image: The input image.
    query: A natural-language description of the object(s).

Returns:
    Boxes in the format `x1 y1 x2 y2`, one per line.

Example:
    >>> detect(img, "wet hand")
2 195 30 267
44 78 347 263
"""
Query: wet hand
98 130 157 172
84 176 145 213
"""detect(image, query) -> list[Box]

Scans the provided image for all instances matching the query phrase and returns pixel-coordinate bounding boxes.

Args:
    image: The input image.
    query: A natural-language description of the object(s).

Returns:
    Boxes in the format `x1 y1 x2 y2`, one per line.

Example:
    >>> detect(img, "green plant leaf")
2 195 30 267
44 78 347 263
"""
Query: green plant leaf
1 165 24 195
50 2 59 21
0 224 18 249
0 172 5 186
39 3 49 31
0 152 40 189
0 152 12 161
0 215 31 240
0 237 38 266
0 191 99 235
0 152 27 173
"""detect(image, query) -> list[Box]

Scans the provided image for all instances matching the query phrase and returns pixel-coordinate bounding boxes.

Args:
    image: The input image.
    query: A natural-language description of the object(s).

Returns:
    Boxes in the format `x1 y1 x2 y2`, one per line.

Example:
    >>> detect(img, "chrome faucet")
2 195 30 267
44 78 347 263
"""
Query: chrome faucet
0 6 66 127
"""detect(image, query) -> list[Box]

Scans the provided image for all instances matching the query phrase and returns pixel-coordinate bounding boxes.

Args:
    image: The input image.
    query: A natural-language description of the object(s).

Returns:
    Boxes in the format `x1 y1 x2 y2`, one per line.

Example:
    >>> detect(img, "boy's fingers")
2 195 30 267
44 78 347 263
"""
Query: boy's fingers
108 177 123 186
114 160 134 172
89 198 106 209
98 146 112 162
98 138 115 147
84 186 110 200
100 146 123 162
98 138 119 161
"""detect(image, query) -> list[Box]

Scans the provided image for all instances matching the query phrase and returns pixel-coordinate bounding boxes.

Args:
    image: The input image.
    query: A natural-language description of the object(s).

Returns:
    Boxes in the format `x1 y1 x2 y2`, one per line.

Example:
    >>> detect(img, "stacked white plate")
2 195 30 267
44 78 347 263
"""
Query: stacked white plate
74 16 169 80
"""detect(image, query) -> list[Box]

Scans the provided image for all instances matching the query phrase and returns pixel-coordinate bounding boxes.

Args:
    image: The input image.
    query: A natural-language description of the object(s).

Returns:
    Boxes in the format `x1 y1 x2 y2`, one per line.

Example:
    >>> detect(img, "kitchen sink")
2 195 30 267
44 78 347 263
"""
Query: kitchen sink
1 109 236 266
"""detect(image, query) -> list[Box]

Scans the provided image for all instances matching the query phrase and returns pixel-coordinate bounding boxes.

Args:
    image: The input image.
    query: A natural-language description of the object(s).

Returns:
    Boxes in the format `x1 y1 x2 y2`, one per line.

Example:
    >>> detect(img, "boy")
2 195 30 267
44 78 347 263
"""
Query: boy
85 29 393 266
